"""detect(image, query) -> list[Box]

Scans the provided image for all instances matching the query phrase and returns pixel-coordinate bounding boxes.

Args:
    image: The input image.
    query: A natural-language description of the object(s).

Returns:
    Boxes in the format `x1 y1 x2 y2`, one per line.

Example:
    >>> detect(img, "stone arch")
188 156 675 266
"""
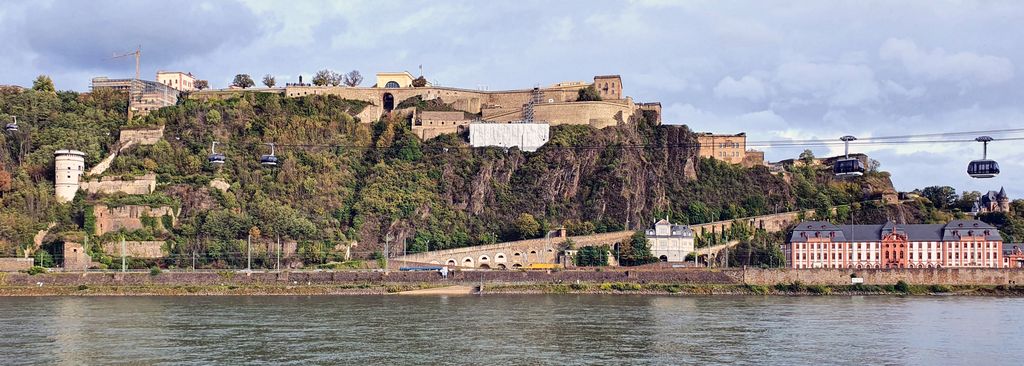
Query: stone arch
429 260 440 265
512 263 522 268
479 264 491 269
479 255 490 263
383 93 395 111
529 250 537 255
497 264 507 270
659 255 668 262
447 259 457 266
495 253 507 263
462 257 474 267
513 252 522 259
385 81 400 88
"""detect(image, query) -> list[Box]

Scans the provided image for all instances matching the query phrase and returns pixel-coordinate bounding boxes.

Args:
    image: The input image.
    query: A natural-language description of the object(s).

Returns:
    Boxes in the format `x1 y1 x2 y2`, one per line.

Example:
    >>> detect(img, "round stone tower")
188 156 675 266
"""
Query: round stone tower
54 149 86 203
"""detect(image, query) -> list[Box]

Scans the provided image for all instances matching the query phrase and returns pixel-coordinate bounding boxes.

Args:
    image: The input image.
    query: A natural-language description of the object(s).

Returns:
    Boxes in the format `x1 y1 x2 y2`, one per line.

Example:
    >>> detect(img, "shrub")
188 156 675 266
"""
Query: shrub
929 284 952 293
24 266 46 275
610 282 642 291
77 284 89 291
895 280 910 293
149 267 162 276
746 284 771 295
807 284 832 295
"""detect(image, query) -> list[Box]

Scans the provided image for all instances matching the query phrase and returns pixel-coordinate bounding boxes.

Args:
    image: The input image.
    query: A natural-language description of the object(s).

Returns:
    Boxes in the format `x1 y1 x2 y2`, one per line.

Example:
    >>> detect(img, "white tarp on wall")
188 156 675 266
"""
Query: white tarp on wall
469 123 550 152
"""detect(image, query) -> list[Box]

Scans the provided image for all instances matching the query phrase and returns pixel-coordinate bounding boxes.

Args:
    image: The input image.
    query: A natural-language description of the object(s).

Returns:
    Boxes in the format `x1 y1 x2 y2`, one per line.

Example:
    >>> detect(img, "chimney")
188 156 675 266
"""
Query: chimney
299 75 303 84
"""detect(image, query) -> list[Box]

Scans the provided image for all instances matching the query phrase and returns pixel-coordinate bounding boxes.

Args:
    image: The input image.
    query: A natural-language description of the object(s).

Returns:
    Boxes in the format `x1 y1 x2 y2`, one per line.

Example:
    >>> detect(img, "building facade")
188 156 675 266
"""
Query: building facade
156 71 198 92
1005 243 1024 268
91 77 178 116
784 220 1004 269
376 72 415 88
973 187 1010 214
645 219 695 262
697 133 747 164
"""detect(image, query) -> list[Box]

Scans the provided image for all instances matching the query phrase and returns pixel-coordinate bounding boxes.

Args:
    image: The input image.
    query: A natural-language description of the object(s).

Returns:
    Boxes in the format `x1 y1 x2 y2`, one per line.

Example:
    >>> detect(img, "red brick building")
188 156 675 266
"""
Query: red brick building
784 220 1004 269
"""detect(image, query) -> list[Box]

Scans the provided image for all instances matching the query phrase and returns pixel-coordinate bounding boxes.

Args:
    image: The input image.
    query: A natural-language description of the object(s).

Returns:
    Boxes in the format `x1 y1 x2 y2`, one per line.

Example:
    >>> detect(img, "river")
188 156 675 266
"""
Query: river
1 295 1020 365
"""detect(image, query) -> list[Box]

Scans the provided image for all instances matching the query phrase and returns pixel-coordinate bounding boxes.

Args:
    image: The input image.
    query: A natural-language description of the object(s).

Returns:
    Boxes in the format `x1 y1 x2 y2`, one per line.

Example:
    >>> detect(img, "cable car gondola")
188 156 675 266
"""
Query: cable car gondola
834 135 865 177
208 141 225 165
4 116 17 133
260 143 278 167
967 136 999 178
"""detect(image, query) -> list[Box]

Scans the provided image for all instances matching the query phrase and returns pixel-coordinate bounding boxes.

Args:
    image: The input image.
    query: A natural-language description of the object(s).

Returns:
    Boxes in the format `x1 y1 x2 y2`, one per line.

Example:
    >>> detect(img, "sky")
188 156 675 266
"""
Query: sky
1 0 1022 197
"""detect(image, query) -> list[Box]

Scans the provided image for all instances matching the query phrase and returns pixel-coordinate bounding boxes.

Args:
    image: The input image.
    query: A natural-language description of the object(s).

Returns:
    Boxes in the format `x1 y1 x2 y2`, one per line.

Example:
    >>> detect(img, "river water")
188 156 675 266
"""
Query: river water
1 295 1020 365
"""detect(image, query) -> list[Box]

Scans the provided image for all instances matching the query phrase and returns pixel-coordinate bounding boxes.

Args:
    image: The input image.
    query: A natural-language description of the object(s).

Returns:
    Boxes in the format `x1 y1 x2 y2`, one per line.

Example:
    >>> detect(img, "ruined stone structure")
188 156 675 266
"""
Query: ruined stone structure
81 173 157 195
275 74 659 130
412 111 470 139
100 241 165 259
92 204 177 236
63 241 94 271
54 150 86 203
118 126 165 145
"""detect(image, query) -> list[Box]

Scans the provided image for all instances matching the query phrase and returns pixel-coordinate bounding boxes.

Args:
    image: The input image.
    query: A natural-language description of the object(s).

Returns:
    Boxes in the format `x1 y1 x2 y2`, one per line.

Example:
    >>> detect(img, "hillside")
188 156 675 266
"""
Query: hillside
1 86 902 267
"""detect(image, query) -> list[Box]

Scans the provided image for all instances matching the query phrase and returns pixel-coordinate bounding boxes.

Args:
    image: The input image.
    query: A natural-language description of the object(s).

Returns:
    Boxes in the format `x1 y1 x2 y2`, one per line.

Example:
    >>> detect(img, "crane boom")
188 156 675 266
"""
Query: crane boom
111 46 141 80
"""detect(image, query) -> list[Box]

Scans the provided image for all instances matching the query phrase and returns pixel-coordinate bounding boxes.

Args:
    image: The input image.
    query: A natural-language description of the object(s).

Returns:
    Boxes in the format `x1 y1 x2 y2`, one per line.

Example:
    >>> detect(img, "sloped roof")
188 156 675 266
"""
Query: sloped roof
789 220 1001 242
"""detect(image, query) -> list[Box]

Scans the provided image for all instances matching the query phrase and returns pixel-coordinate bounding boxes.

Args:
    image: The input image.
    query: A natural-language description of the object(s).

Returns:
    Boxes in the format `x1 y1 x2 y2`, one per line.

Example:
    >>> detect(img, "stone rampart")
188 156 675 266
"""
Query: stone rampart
740 267 1024 286
118 127 164 145
93 204 177 236
0 258 33 272
81 173 156 195
100 241 165 258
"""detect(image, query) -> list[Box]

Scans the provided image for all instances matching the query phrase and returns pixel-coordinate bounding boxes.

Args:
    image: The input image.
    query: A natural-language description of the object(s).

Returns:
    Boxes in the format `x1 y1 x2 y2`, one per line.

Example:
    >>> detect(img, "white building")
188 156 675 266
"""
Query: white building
54 149 86 203
645 219 695 262
469 122 549 152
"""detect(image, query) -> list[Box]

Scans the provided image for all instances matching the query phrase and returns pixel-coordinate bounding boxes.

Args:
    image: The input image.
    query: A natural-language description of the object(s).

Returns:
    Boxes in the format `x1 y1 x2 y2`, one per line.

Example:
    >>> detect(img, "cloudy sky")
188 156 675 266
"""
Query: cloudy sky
1 0 1022 197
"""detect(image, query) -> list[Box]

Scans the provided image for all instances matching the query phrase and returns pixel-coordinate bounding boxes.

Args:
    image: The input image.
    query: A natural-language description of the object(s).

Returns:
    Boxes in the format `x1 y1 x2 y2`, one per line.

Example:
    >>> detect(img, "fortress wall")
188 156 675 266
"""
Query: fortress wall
741 267 1024 286
100 241 165 258
93 204 177 236
118 127 164 145
486 100 636 128
0 258 33 272
81 173 156 195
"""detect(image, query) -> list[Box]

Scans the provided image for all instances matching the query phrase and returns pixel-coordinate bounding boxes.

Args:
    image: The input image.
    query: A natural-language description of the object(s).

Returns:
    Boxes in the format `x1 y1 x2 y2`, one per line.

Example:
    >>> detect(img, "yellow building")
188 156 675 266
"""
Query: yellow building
156 71 198 91
376 72 415 88
697 132 747 164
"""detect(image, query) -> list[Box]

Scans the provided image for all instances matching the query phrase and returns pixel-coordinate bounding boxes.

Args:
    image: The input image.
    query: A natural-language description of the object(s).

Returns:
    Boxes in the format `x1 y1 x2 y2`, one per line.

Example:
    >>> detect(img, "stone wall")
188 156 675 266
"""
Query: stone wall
100 241 165 258
93 204 177 236
81 173 156 195
0 258 33 272
740 267 1024 286
63 242 93 271
118 127 164 145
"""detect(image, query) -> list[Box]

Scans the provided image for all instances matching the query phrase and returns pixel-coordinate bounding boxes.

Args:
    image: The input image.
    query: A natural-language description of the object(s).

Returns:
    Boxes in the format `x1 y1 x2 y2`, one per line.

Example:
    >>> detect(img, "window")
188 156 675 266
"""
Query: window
385 81 400 88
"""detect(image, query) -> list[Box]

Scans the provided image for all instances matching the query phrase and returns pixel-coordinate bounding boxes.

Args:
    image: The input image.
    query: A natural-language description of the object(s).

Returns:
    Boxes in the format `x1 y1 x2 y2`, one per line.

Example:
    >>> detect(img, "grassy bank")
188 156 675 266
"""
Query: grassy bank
0 283 443 296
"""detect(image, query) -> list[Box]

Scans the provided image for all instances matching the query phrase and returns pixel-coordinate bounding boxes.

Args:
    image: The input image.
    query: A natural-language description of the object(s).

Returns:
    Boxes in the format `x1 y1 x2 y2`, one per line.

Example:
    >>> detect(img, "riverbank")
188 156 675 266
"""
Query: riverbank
3 281 1024 297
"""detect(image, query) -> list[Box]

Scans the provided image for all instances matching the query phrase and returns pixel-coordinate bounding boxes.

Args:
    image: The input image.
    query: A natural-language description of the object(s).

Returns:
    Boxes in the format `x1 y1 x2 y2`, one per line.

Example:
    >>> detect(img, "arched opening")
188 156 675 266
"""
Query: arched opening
512 264 522 268
497 264 507 270
530 250 537 255
479 256 489 263
495 253 507 263
385 81 400 88
479 264 491 269
462 257 474 267
659 255 668 262
383 93 395 111
447 259 456 266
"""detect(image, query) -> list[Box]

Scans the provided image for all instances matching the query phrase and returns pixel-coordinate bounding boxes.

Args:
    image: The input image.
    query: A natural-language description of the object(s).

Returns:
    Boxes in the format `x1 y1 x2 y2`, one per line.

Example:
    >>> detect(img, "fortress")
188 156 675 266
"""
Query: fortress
276 73 661 131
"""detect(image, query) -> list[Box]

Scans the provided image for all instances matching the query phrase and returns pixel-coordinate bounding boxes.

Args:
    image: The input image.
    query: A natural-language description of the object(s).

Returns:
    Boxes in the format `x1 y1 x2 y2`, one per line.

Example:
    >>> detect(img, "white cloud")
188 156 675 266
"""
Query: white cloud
713 75 766 101
882 80 926 99
879 38 1015 86
773 62 880 107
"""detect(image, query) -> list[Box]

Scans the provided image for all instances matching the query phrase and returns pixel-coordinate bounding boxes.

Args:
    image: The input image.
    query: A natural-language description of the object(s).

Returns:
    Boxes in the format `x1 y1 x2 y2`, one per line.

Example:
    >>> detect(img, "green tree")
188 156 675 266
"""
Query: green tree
513 213 540 239
262 74 276 88
32 75 56 93
194 80 209 90
575 245 609 266
799 149 815 164
619 230 656 266
313 69 341 86
576 85 602 101
232 74 255 89
921 186 957 209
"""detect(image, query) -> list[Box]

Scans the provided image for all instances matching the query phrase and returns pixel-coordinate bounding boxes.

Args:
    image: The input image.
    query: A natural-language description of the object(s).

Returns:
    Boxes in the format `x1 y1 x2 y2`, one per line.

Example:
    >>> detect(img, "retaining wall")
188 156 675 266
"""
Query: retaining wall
0 258 33 272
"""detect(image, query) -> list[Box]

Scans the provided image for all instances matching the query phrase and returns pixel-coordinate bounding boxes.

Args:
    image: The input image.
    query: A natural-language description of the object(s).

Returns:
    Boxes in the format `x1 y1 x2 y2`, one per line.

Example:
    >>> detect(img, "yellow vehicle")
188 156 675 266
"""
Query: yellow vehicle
524 263 560 270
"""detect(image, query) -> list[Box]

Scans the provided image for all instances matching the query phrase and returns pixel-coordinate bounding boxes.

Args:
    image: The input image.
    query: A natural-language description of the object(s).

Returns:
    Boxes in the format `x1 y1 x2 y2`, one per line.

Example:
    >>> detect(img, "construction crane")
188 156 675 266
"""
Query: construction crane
111 45 141 80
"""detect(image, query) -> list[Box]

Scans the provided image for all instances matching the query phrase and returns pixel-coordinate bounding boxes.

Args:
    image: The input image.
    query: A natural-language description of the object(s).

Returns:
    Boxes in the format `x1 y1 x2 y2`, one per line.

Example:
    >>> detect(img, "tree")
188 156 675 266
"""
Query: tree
576 85 602 101
0 169 11 193
575 245 609 266
412 76 427 87
32 75 55 93
799 149 815 164
194 80 209 90
956 191 982 212
343 70 363 87
313 69 342 86
262 74 276 88
619 230 657 266
232 74 255 89
513 213 540 239
921 186 957 209
868 159 881 173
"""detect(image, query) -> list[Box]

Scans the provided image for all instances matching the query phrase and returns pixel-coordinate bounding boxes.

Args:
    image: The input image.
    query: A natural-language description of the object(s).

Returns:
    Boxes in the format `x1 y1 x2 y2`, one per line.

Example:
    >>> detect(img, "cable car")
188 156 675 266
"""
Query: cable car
208 141 225 165
834 135 865 177
4 116 17 132
967 136 999 178
260 143 278 167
